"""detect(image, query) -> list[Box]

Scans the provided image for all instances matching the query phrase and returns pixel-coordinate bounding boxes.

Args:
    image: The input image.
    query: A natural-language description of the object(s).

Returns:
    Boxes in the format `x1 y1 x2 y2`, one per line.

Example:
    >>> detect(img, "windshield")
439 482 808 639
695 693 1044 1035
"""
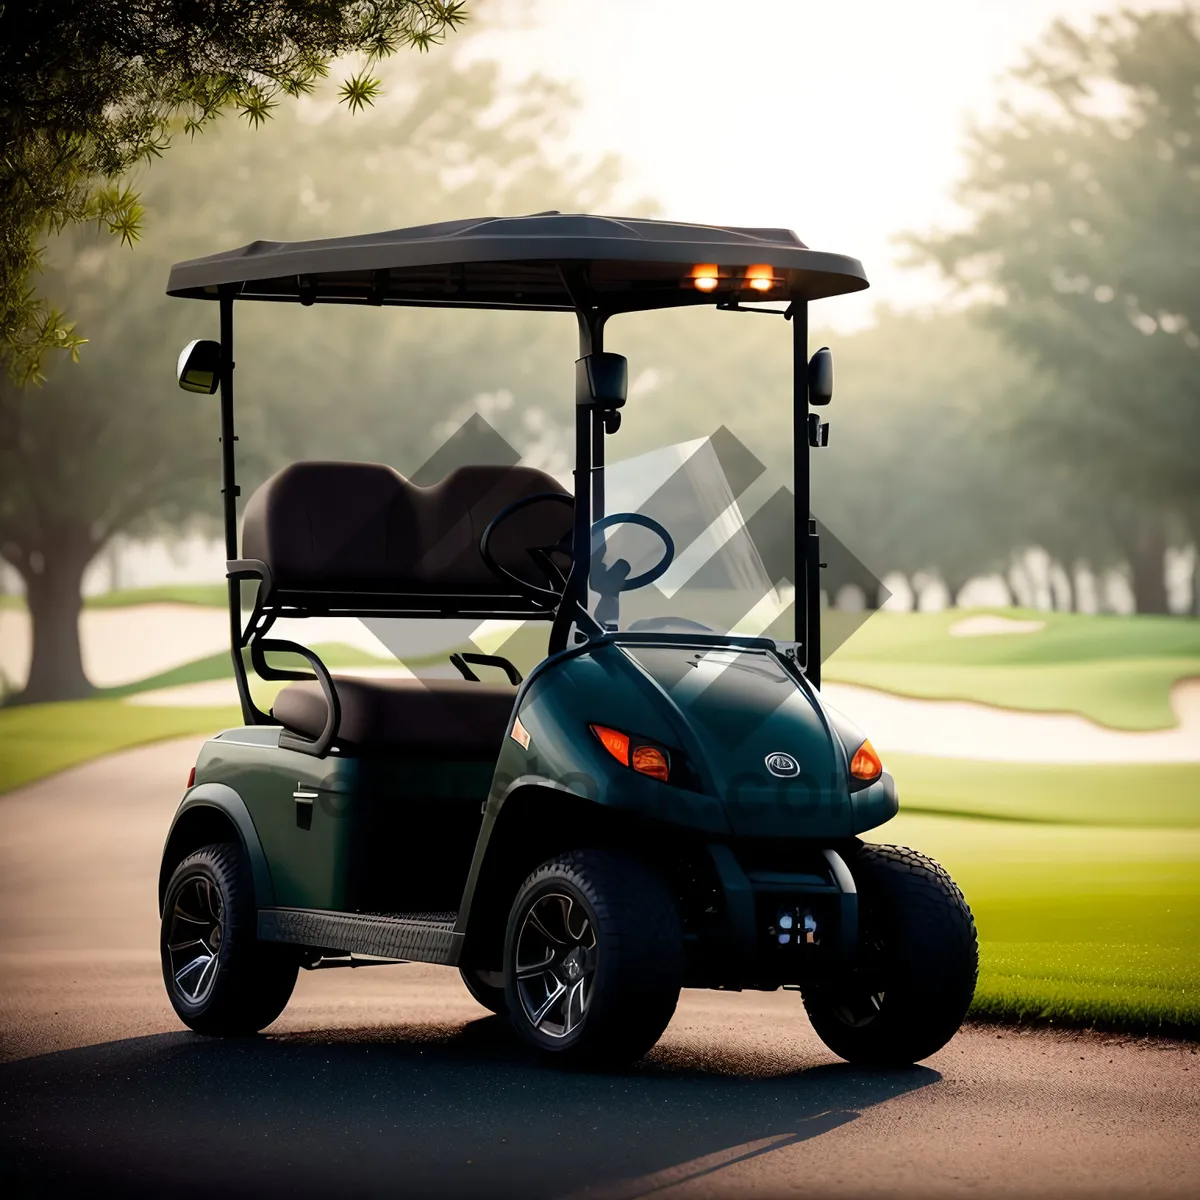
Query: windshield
586 436 791 641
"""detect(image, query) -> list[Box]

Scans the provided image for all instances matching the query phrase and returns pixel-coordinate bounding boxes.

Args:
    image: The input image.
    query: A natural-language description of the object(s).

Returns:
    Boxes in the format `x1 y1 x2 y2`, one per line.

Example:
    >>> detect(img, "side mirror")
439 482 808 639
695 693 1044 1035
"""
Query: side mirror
576 352 628 409
808 346 833 407
177 339 222 394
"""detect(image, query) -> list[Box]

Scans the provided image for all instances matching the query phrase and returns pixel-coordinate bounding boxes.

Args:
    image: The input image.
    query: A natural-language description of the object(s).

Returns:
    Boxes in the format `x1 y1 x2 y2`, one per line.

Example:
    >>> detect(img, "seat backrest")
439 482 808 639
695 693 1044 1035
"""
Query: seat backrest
241 461 571 598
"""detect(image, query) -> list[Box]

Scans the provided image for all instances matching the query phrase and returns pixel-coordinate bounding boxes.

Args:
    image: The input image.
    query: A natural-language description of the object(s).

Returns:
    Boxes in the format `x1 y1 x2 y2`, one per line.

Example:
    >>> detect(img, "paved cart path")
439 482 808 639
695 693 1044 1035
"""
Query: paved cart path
0 740 1196 1199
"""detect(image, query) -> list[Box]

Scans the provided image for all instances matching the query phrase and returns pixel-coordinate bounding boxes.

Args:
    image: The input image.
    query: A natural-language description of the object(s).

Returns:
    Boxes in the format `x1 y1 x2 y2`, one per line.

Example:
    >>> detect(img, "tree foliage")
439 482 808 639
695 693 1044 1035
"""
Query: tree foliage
0 0 466 383
911 3 1200 609
0 46 624 702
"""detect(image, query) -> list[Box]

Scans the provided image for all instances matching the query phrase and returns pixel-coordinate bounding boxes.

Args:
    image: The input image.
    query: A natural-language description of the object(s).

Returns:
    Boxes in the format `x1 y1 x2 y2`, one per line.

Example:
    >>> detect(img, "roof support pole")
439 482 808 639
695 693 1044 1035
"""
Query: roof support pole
566 306 607 635
589 315 606 523
219 292 255 724
218 293 239 561
792 301 820 685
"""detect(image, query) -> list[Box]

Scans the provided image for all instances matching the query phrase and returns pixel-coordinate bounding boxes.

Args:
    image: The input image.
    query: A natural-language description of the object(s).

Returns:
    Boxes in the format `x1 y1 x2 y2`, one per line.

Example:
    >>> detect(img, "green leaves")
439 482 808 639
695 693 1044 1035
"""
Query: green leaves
0 1 471 384
338 71 384 113
235 86 281 128
88 185 146 247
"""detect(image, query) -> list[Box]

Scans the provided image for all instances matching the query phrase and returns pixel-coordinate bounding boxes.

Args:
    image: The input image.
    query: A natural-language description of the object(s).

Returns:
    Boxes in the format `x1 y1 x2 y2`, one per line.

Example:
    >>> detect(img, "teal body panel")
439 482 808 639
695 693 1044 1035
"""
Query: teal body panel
488 641 888 840
188 727 493 912
162 636 898 931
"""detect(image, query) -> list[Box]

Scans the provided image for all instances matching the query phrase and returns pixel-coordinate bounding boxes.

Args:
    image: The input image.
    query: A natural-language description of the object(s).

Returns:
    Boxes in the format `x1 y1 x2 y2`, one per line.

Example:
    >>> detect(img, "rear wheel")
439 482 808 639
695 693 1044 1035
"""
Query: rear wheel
504 849 682 1065
803 843 978 1065
161 842 298 1035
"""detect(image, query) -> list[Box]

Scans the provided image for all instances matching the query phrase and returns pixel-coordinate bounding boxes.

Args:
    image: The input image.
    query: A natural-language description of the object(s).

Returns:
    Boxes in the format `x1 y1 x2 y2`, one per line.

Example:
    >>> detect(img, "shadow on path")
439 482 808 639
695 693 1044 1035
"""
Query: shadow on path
0 1016 936 1199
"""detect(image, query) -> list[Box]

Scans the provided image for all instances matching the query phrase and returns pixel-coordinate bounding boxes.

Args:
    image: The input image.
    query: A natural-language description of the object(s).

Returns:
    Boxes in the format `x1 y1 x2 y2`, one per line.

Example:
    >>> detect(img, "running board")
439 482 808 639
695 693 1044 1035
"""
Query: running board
258 908 462 965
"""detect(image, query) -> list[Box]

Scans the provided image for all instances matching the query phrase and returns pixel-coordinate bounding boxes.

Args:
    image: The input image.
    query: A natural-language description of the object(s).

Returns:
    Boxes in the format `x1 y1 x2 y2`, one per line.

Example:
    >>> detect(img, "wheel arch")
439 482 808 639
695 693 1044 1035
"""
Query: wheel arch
158 784 275 914
459 781 685 970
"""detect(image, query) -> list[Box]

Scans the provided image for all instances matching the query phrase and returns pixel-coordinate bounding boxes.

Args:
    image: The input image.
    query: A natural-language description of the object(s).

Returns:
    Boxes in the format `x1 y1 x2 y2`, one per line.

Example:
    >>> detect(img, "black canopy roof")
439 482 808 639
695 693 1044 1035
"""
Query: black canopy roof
165 212 868 312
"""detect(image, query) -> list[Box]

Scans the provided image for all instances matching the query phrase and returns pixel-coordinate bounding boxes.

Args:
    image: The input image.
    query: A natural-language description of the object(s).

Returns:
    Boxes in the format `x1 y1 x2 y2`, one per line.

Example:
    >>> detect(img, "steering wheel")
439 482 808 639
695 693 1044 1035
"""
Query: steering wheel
479 492 574 603
589 512 675 591
480 498 675 606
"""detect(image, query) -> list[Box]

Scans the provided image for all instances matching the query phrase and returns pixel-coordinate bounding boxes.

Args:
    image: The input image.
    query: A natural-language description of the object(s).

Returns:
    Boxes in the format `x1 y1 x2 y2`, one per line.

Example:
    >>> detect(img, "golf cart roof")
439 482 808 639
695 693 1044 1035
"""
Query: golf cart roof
165 212 868 312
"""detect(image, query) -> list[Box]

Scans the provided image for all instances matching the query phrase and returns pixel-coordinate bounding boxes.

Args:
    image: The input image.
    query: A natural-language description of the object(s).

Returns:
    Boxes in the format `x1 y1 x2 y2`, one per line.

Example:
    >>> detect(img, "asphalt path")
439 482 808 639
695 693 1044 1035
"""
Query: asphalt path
0 738 1196 1199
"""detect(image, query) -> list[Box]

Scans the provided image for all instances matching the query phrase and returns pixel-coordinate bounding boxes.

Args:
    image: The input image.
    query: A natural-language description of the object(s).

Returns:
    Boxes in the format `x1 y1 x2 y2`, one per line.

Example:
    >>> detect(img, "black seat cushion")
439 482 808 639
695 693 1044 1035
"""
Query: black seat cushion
241 461 570 595
272 675 517 757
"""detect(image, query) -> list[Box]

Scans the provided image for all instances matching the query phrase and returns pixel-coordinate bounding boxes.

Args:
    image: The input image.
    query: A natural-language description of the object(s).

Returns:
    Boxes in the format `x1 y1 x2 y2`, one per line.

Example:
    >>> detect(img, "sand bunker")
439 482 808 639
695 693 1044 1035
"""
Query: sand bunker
0 606 469 689
823 679 1200 764
949 615 1047 637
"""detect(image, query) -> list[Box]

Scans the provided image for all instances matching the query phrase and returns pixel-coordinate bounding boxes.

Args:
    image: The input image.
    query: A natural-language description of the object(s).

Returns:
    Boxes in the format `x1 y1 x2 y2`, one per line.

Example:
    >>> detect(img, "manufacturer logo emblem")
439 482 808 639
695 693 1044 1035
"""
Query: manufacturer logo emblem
765 752 800 778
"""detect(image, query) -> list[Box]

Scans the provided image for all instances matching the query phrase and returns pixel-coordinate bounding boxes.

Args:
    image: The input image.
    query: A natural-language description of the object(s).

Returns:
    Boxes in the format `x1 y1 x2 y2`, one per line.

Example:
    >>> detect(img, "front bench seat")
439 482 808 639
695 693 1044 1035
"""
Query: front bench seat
273 675 517 758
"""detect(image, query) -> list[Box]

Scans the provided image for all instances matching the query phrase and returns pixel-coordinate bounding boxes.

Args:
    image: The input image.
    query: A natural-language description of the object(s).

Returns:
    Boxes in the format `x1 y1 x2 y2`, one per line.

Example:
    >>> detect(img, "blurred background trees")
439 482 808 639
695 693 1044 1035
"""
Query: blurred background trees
0 0 466 385
1 30 623 702
912 5 1200 614
1 1 1197 702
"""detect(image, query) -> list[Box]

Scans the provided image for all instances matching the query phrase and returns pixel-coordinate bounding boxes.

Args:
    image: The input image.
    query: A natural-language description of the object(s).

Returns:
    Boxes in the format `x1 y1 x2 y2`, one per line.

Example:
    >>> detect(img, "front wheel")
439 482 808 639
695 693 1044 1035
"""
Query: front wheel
161 842 298 1035
504 850 682 1065
803 843 978 1065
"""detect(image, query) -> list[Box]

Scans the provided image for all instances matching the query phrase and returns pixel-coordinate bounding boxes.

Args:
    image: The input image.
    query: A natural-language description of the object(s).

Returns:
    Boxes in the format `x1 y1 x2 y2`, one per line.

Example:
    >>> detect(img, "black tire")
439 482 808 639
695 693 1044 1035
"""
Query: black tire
460 966 508 1015
160 842 298 1036
803 843 978 1066
504 849 682 1065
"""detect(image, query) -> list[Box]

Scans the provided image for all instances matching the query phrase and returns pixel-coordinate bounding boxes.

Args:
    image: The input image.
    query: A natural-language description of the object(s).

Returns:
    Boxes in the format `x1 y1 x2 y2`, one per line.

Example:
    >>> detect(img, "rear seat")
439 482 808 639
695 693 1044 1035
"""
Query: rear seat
273 675 517 757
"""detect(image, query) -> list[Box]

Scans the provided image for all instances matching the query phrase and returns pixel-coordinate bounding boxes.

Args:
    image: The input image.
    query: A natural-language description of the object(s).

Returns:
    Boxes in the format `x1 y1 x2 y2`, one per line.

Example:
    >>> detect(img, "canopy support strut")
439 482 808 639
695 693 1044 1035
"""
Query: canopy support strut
792 302 820 685
219 292 257 724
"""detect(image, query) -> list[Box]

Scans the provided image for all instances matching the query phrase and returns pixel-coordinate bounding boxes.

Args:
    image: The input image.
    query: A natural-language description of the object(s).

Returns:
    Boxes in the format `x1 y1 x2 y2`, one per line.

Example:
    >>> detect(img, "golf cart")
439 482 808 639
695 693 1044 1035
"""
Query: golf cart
159 213 977 1065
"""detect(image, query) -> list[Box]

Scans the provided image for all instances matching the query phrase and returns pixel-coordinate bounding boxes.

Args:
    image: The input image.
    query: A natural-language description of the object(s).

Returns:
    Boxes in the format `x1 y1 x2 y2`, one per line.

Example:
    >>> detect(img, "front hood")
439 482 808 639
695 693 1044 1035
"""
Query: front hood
624 645 853 837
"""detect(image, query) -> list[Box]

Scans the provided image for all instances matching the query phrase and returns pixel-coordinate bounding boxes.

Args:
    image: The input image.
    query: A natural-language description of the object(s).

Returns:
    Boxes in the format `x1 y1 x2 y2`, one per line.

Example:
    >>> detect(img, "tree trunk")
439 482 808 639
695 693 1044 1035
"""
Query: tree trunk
1125 518 1170 616
1055 562 1075 613
14 532 96 704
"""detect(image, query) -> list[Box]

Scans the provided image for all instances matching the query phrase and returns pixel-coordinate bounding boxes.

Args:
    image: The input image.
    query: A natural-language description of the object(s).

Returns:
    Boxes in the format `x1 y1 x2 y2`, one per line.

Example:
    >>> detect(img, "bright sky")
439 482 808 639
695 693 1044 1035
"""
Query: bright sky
475 0 1150 328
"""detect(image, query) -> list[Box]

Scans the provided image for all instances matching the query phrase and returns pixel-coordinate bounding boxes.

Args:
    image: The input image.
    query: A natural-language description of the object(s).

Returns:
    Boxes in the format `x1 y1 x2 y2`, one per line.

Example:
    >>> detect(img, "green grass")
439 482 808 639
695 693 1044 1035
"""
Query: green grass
884 753 1200 828
831 608 1200 665
0 698 241 793
878 811 1200 1037
825 609 1200 730
85 583 229 608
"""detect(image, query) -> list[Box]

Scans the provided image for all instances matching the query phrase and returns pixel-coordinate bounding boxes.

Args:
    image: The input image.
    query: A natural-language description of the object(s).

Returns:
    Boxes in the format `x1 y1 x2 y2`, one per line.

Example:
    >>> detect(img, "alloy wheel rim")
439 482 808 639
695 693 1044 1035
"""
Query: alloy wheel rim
831 931 886 1027
166 874 224 1005
831 988 887 1027
514 891 597 1039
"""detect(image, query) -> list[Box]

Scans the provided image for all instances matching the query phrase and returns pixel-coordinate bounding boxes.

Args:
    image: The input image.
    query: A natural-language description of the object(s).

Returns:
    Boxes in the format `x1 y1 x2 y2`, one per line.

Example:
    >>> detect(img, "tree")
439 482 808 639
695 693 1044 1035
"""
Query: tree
0 0 466 384
912 4 1200 612
0 50 624 703
612 303 1060 608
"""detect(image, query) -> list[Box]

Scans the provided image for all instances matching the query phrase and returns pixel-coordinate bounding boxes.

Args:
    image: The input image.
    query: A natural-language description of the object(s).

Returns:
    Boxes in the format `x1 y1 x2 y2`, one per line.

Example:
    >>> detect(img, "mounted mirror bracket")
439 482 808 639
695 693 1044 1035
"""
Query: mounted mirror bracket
576 352 628 409
808 345 833 406
177 339 222 394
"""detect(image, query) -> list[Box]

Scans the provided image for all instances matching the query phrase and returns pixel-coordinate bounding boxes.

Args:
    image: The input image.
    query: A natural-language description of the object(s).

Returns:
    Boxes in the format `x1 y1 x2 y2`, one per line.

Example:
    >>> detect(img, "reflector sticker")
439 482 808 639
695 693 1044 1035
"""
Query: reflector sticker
510 714 531 750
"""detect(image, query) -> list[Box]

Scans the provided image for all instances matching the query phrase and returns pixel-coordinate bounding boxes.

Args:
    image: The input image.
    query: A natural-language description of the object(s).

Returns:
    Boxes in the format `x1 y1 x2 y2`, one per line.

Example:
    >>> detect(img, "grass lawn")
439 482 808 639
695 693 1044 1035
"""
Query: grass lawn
85 583 230 608
825 609 1200 730
878 811 1200 1037
0 698 241 793
884 753 1200 828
